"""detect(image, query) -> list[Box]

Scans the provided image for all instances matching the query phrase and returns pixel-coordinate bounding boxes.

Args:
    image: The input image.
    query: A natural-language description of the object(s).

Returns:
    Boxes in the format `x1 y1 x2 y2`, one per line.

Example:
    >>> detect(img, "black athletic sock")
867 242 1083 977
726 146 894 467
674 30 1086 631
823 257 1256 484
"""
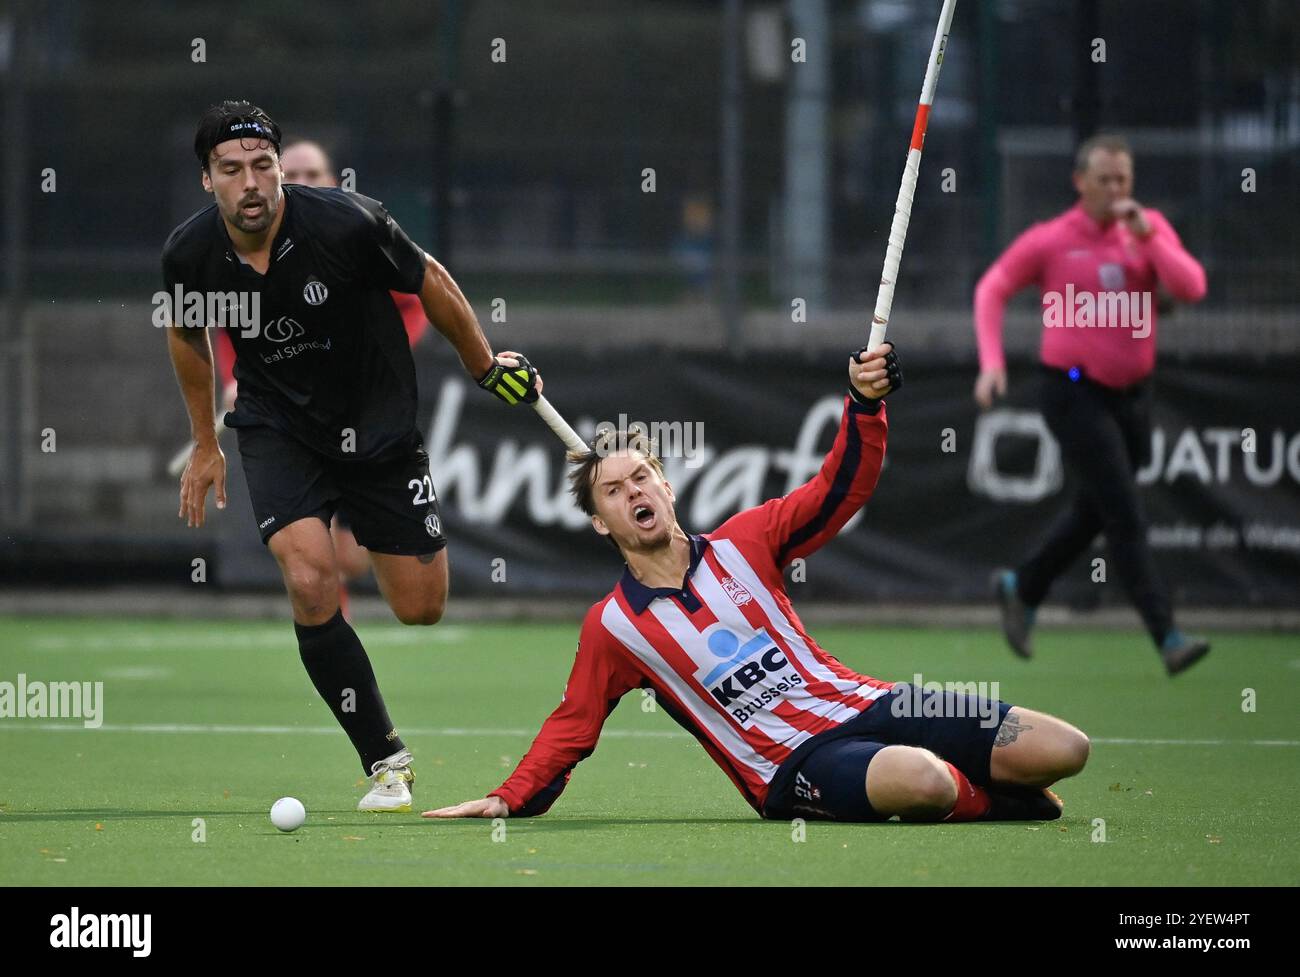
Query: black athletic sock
294 609 406 773
984 784 1063 821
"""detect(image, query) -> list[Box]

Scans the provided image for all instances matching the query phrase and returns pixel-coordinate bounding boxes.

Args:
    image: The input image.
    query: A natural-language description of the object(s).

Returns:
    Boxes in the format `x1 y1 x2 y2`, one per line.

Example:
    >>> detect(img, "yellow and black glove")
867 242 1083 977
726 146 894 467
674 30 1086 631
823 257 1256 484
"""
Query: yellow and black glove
478 354 540 405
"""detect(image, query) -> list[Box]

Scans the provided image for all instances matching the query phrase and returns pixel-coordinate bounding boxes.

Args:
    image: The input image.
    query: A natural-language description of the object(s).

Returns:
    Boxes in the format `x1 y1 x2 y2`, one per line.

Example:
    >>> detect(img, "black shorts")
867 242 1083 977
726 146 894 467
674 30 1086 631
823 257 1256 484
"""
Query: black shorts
236 424 448 556
762 684 1014 822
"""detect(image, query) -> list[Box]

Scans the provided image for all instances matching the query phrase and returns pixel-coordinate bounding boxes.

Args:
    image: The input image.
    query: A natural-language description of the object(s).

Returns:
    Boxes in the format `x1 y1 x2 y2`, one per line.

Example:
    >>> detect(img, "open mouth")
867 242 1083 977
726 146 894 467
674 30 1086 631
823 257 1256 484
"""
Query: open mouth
240 201 264 216
633 504 656 529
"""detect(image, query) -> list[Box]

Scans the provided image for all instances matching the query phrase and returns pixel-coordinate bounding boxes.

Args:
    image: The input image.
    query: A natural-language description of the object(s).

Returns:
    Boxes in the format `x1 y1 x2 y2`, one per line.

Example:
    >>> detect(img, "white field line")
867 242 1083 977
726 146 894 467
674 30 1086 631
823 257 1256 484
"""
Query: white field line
24 627 470 652
0 722 682 739
0 722 1296 747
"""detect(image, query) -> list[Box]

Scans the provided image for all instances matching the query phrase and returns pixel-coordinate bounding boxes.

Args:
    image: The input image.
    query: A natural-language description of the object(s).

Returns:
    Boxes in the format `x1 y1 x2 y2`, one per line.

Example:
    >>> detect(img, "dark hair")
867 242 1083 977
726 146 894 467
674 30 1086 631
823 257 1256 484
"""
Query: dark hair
193 100 282 171
567 429 666 551
1074 133 1132 173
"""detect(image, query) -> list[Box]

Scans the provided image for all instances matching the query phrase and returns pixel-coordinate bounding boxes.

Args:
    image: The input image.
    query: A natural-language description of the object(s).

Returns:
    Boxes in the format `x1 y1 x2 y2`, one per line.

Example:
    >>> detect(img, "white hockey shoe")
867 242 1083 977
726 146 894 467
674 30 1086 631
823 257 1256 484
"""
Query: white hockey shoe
358 749 415 813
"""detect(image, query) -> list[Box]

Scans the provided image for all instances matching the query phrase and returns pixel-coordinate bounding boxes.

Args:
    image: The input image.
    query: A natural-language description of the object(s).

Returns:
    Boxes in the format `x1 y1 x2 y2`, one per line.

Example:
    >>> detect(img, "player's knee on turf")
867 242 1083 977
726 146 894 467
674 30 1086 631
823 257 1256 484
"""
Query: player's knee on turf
1057 726 1090 778
865 745 957 820
1031 718 1089 782
997 714 1090 786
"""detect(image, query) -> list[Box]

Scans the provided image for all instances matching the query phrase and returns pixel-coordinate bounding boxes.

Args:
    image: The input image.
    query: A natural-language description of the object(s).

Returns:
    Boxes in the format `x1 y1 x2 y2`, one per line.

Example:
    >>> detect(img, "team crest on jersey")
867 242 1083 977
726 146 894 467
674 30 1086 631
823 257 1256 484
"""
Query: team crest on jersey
303 279 329 306
720 576 752 606
1098 262 1126 290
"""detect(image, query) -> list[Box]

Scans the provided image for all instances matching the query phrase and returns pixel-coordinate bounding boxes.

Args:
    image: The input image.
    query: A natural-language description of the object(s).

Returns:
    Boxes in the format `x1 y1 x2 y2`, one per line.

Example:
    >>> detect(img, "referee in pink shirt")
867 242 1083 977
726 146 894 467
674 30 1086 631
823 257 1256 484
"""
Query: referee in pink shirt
973 134 1210 676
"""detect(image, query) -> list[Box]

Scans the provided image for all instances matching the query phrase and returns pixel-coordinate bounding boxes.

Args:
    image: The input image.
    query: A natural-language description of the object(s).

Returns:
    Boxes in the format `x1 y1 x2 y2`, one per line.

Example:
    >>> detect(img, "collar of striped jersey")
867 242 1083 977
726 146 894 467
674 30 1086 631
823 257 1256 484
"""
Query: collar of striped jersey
619 533 710 615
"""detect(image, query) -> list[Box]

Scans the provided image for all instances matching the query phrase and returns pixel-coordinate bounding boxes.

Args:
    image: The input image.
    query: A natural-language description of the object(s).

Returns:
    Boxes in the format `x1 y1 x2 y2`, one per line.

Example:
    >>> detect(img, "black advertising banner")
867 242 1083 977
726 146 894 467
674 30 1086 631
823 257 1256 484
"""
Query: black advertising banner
415 349 1300 605
217 350 1300 606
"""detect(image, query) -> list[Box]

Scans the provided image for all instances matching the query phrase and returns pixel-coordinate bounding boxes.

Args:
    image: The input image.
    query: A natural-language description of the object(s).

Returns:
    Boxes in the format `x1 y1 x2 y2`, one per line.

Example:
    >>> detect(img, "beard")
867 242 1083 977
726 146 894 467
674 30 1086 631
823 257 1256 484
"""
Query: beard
228 193 277 233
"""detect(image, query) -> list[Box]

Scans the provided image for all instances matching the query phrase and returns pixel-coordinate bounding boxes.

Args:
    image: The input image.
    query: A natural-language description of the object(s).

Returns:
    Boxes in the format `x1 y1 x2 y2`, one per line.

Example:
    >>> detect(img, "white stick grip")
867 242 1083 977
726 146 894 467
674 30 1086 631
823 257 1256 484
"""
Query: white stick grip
532 394 587 454
869 147 922 351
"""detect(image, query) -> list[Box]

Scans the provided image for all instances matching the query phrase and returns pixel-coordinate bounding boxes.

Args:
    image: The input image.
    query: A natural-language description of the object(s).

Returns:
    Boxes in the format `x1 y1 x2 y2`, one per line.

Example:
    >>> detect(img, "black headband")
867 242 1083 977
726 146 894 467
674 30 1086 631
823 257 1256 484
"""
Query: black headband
208 116 282 158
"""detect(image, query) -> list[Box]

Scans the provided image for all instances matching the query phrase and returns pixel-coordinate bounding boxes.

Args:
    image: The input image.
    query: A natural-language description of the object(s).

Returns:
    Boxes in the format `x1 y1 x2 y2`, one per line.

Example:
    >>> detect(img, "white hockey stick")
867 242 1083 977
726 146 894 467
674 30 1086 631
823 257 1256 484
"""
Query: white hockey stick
531 394 586 454
867 0 958 351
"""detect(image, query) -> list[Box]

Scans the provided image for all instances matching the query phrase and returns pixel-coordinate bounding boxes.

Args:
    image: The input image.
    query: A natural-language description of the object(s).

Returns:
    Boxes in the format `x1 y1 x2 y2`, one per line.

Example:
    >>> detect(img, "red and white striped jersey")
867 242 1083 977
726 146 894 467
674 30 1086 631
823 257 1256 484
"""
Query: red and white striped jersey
491 395 893 816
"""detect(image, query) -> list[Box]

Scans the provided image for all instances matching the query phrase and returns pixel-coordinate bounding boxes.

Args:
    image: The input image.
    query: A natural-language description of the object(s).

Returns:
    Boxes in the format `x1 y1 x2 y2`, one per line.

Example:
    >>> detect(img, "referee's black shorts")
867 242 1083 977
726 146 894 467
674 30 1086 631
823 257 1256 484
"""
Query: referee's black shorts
235 424 448 556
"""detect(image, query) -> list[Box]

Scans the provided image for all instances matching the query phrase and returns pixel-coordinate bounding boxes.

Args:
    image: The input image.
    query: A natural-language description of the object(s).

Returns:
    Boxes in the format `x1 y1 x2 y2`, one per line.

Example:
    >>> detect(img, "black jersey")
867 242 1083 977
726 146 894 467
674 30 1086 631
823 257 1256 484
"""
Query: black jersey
161 185 428 461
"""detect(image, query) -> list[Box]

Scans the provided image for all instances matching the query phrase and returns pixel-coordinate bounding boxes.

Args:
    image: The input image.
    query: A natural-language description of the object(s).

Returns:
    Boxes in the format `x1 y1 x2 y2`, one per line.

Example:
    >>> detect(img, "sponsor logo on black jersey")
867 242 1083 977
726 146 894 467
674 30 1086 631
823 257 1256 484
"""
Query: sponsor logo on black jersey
263 316 306 343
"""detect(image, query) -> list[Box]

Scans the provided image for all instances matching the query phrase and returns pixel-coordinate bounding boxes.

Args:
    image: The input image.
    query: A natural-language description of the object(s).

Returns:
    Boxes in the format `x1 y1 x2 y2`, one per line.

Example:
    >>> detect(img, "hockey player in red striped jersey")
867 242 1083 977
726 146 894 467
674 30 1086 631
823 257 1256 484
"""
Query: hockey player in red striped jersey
425 345 1090 824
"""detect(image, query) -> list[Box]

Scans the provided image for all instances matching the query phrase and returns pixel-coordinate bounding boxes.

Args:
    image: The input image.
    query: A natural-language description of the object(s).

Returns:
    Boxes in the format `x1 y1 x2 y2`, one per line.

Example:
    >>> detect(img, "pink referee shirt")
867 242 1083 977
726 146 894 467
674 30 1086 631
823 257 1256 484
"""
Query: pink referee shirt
974 202 1206 389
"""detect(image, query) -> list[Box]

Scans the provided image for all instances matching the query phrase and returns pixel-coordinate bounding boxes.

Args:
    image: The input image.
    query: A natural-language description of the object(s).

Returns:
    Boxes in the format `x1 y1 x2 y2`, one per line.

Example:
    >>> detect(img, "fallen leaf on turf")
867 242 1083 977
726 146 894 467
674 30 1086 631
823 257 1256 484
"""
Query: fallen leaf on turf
223 789 231 799
95 823 103 831
342 836 365 841
527 848 538 854
1059 827 1068 832
1206 835 1222 844
1144 790 1153 795
516 869 537 876
1108 783 1122 792
355 778 366 787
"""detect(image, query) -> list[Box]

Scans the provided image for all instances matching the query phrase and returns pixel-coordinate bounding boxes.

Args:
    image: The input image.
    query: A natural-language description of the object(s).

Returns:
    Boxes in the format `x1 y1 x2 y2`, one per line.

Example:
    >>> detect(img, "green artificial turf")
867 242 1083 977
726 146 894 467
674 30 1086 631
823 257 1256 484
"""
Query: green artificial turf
1 616 1296 886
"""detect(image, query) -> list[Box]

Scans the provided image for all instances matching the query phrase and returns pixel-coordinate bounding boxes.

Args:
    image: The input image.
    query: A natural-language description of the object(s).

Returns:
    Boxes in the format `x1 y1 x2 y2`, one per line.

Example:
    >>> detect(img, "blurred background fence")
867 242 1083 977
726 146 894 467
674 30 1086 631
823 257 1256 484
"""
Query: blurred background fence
1 0 1297 606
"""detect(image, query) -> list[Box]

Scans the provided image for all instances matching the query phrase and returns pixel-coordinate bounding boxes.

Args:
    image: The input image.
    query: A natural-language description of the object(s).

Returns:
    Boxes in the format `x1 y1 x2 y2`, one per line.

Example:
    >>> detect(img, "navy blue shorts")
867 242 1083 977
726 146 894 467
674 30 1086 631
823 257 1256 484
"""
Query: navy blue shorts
762 684 1014 822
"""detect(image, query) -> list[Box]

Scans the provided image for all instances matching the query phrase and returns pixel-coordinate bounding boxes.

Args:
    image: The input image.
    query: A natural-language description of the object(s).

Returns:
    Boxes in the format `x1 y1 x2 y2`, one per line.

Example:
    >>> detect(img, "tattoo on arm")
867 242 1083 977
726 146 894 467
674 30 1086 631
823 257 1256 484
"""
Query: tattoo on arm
994 710 1033 747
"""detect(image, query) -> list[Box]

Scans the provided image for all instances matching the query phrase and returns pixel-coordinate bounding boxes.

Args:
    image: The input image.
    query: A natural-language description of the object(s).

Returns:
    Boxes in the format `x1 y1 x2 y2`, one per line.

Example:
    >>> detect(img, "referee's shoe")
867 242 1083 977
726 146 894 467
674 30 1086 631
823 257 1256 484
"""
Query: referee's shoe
993 569 1035 659
1160 631 1211 677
